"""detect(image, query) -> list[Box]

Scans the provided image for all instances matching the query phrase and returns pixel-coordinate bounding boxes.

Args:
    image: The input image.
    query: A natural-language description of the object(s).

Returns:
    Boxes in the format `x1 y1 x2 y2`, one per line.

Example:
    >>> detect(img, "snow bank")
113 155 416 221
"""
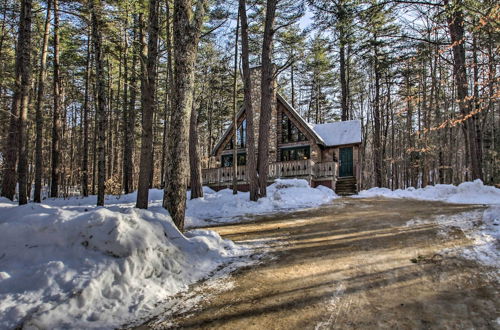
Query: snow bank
186 179 338 227
0 196 15 208
356 180 500 205
0 202 246 329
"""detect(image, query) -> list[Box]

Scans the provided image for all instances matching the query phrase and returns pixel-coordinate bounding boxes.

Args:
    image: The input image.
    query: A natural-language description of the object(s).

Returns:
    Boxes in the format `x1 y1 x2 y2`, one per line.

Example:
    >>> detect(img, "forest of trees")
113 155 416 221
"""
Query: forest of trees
0 0 498 229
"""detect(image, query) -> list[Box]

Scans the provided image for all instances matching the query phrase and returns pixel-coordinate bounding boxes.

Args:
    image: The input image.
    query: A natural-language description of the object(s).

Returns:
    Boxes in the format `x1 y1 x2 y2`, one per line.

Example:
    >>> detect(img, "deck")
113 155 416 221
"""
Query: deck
201 160 338 189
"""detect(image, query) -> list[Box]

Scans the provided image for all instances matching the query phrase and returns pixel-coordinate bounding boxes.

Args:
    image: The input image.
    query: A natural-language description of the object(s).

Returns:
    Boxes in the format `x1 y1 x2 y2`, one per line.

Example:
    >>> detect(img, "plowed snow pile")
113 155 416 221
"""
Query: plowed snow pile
0 200 246 329
356 179 500 205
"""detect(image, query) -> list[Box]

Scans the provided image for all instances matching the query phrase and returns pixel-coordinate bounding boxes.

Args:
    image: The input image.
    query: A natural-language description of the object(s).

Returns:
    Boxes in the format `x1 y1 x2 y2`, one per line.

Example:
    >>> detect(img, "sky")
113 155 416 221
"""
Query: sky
299 8 314 30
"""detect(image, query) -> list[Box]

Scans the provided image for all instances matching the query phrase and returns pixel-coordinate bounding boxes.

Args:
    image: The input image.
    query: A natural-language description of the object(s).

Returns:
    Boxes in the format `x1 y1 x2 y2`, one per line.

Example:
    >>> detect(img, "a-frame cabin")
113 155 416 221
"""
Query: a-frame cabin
201 67 362 195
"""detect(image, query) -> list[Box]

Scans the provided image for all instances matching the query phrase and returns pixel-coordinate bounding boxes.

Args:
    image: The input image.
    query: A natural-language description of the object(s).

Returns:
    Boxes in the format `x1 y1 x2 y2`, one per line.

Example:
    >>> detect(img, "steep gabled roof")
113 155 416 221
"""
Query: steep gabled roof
277 94 362 147
310 120 362 146
211 93 362 156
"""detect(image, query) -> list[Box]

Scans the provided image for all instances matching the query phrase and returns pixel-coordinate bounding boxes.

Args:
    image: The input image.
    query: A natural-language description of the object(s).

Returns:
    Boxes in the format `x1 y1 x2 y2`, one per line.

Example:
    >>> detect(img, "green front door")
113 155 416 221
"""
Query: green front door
339 147 353 177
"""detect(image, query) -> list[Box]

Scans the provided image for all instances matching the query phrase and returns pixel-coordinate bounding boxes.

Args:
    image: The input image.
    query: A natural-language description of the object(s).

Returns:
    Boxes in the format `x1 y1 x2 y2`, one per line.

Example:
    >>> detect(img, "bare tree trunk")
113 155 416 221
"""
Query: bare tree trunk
106 60 113 180
290 60 295 108
471 31 483 179
339 41 348 121
164 0 207 231
232 12 239 195
91 77 98 194
405 65 414 187
444 0 482 180
315 83 320 123
90 0 107 206
50 0 62 198
136 0 159 209
390 94 395 190
34 0 51 202
421 55 429 188
346 44 352 119
16 0 33 205
160 78 168 189
162 0 174 188
239 0 258 201
113 61 121 181
373 45 383 188
81 27 91 197
257 0 277 198
91 80 98 195
0 0 7 129
1 1 32 200
160 80 168 188
338 0 350 122
69 103 76 191
123 15 138 194
189 99 203 199
60 83 67 195
484 30 496 183
1 99 18 199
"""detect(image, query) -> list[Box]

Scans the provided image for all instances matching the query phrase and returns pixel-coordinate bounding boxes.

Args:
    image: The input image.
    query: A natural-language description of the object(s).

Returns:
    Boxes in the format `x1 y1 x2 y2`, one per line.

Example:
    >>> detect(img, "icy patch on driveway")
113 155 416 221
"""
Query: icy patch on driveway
434 207 499 268
359 180 499 269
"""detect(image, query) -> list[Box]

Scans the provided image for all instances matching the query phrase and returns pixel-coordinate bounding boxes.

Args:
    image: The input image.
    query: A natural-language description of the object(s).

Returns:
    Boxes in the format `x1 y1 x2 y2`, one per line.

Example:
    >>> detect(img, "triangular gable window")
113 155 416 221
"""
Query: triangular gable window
281 113 307 143
224 119 247 150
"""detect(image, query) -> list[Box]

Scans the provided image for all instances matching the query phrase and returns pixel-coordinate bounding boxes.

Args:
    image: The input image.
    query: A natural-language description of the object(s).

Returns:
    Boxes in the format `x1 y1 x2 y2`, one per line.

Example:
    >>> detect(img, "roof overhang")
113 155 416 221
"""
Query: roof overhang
210 106 246 157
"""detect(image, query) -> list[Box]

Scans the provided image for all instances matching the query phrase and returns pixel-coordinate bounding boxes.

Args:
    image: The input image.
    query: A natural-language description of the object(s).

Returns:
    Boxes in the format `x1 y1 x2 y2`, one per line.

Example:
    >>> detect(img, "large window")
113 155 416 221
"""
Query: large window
281 113 307 143
237 119 246 148
280 146 310 161
224 119 247 150
221 153 246 167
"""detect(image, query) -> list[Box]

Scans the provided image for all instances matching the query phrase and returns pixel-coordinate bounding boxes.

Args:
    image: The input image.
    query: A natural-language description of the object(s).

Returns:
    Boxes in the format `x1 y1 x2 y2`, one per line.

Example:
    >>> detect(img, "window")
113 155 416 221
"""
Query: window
237 119 246 148
280 146 310 161
224 119 246 150
281 113 306 143
224 139 233 150
221 153 246 167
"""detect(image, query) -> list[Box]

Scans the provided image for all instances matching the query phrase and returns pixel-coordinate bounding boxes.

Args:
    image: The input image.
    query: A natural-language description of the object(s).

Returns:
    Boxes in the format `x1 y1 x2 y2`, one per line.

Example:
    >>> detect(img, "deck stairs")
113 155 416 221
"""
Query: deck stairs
335 176 357 196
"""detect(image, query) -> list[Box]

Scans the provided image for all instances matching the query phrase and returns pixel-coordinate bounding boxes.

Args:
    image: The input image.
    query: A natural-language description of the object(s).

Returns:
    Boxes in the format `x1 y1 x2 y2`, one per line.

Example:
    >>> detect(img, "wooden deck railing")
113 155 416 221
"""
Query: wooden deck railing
314 161 337 178
201 160 337 186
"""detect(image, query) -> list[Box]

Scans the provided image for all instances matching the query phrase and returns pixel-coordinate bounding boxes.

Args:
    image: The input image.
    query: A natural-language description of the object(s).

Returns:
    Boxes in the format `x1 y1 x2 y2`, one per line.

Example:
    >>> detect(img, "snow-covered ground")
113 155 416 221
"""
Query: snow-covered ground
358 180 500 268
356 179 500 205
0 179 336 329
187 179 338 227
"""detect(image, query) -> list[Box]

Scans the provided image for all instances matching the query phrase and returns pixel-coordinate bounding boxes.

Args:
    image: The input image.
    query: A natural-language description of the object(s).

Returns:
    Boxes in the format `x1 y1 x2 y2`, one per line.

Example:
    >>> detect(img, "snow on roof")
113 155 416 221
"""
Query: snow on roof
311 120 362 146
212 93 362 155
